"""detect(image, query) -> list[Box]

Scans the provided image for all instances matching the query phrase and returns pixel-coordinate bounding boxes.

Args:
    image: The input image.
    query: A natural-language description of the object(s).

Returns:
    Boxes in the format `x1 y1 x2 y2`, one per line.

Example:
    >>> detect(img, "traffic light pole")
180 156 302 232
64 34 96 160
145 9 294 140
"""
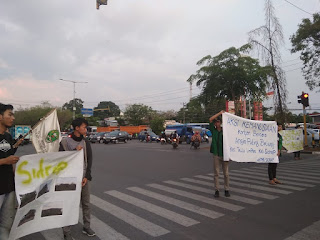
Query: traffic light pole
303 106 308 147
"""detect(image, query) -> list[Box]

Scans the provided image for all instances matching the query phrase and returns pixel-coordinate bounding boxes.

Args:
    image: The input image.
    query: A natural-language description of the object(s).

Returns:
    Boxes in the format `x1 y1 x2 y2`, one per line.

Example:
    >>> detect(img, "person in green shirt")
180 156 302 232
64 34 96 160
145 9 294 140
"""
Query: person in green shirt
268 123 283 185
209 110 230 198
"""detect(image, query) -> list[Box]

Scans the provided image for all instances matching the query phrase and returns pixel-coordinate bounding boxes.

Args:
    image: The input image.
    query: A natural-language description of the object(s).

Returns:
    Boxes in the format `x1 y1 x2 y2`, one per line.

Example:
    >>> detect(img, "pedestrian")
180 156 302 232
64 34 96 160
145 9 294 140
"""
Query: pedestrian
209 110 230 198
293 125 301 160
268 122 283 185
59 118 95 240
0 103 22 240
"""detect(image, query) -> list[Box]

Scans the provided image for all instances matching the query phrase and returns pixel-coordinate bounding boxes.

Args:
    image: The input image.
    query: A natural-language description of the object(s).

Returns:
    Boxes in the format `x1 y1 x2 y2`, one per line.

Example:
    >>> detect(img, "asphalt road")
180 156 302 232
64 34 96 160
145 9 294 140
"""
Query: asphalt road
16 140 320 240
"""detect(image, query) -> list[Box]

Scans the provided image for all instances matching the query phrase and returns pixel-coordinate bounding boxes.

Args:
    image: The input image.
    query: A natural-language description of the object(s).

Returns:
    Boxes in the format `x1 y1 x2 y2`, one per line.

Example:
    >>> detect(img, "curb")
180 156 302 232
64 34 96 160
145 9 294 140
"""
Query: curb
301 151 320 155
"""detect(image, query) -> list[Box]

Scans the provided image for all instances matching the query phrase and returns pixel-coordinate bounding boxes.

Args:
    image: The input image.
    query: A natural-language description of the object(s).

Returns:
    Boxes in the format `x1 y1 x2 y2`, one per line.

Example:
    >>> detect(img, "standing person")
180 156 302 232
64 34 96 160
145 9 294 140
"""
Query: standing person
268 123 283 185
60 118 95 240
209 110 230 198
0 104 22 240
293 125 301 160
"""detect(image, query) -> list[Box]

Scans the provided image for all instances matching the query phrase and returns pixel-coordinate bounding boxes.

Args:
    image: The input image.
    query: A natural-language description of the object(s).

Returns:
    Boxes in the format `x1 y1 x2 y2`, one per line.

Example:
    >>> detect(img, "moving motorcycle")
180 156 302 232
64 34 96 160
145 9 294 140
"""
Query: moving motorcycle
191 140 200 149
172 138 178 149
160 137 167 145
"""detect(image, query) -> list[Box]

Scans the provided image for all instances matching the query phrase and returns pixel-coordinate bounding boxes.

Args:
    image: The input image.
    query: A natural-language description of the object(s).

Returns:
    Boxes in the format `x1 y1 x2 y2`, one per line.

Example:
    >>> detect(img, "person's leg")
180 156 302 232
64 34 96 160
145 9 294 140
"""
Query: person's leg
0 191 17 240
81 182 95 236
273 163 281 183
268 163 276 184
221 159 230 197
81 182 91 229
213 155 220 191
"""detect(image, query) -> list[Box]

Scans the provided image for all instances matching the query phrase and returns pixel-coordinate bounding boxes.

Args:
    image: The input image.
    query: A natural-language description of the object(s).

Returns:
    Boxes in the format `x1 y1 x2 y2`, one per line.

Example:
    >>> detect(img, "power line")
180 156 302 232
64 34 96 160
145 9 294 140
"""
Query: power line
284 0 313 15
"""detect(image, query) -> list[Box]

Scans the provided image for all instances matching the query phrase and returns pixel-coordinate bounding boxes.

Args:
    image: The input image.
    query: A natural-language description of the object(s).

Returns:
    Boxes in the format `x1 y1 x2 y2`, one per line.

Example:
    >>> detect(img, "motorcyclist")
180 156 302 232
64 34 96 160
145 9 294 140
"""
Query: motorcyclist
170 131 179 142
191 131 201 147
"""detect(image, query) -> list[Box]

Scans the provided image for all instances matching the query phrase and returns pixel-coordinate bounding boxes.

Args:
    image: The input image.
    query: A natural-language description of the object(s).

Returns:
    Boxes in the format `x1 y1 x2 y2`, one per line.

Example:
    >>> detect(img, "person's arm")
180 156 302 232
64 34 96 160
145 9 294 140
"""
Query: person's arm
0 156 19 166
209 110 225 123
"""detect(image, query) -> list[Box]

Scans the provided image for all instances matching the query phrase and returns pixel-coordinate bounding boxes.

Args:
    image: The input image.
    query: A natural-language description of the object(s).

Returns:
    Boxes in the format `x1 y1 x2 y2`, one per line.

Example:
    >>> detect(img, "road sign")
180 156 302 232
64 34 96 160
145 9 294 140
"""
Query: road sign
81 108 93 116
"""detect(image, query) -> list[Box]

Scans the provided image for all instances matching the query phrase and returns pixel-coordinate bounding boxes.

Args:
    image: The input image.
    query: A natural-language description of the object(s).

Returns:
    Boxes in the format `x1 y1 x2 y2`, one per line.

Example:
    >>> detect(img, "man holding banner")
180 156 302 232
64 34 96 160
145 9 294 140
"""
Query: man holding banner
60 118 95 240
209 110 230 198
0 104 22 240
268 123 283 185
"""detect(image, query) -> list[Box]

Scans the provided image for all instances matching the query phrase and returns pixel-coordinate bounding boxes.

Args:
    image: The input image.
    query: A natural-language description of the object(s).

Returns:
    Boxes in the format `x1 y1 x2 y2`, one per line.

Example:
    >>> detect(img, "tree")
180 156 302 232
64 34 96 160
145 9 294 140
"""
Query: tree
62 98 84 115
124 104 153 125
93 101 120 120
150 116 165 135
291 13 320 91
248 0 287 124
187 45 271 116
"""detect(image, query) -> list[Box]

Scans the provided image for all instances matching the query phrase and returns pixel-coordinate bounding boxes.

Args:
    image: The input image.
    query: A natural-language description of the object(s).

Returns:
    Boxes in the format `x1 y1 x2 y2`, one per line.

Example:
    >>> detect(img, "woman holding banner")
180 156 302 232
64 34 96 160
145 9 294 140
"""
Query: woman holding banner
268 123 283 185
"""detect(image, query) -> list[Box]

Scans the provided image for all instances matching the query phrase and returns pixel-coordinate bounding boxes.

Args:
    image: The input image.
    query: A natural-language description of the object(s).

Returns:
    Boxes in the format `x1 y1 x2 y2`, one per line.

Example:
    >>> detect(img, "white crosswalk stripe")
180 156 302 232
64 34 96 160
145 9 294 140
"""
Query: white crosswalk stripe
284 220 320 240
232 169 320 185
127 187 224 219
164 180 262 205
248 167 320 180
90 194 170 237
79 211 130 240
105 190 199 227
204 174 292 194
148 183 244 211
181 177 279 200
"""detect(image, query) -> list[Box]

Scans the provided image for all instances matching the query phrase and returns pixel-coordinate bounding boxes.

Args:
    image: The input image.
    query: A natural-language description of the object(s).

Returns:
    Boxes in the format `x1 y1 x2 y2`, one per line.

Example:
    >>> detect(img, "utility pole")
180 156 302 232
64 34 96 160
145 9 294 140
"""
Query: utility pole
59 79 88 120
183 102 186 124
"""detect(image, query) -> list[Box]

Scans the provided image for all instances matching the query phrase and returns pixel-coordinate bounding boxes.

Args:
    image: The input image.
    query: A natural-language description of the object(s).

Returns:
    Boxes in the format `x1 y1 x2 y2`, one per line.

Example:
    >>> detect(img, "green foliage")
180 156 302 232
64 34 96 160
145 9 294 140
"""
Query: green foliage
187 45 271 116
62 98 84 114
94 101 120 120
124 104 153 125
150 116 165 135
291 13 320 90
14 106 73 130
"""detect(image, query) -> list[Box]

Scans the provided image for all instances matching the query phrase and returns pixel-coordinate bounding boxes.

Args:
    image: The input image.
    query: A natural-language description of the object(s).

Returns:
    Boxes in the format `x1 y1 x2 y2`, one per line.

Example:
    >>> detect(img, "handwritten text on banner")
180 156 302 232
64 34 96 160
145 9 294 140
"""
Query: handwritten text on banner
223 112 279 163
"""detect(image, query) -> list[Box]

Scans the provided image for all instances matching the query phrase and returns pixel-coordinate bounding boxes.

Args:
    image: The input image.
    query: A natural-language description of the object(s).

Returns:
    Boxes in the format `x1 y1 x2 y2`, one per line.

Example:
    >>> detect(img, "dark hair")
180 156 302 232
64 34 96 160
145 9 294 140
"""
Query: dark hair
0 103 13 115
72 118 88 129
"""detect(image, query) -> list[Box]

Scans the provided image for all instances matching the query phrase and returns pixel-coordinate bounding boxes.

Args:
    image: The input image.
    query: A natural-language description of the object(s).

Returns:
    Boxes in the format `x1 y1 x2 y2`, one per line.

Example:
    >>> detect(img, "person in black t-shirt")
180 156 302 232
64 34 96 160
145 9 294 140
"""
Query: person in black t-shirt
0 103 22 240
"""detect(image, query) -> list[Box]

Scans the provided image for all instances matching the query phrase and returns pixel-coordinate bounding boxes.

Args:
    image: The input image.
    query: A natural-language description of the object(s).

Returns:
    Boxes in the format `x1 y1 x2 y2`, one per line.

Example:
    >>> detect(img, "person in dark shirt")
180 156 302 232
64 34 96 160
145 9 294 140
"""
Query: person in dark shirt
0 103 22 240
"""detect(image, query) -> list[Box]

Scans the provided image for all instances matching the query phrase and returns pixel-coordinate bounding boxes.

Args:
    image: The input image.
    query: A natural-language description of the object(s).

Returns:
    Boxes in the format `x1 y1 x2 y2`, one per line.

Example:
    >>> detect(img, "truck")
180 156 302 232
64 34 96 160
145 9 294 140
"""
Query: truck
9 125 32 145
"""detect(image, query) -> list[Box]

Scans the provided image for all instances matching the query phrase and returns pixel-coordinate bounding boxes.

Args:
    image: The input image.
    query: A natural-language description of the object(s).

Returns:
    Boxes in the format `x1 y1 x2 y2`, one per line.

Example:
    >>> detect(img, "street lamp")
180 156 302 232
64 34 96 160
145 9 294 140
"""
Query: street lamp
59 79 88 120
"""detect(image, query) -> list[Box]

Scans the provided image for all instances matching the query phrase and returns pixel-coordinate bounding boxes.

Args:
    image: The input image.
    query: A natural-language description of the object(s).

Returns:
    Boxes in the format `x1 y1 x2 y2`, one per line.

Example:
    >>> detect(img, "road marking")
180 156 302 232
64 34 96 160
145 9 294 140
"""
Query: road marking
182 177 278 200
284 220 320 240
165 180 262 205
41 229 63 240
230 171 315 187
248 167 320 180
127 187 224 220
79 210 129 240
148 183 244 211
204 174 292 194
90 194 169 237
226 176 305 191
253 165 320 174
105 190 199 227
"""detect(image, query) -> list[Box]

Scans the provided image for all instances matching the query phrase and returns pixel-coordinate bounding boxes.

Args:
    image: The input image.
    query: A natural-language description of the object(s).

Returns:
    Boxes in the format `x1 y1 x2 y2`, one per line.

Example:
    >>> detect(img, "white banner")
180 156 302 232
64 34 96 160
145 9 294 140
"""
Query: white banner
32 109 61 153
280 129 303 153
9 150 84 240
223 112 279 163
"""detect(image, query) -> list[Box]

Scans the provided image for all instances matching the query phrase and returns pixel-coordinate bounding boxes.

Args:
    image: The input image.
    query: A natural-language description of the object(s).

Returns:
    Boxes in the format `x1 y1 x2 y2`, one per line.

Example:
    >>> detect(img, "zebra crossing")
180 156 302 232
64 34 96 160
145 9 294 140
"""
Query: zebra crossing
24 159 320 240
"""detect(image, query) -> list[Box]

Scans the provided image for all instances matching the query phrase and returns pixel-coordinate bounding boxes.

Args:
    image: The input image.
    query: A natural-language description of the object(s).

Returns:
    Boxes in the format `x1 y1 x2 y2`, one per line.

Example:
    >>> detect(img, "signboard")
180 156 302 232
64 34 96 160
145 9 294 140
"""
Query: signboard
222 112 278 163
81 108 93 117
279 129 303 153
9 150 84 240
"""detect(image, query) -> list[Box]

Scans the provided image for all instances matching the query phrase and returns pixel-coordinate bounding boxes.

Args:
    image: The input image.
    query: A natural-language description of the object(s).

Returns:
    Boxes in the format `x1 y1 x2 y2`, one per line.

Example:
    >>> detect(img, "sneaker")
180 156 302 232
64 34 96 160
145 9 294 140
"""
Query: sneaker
225 190 230 197
64 233 75 240
83 227 96 237
269 180 276 185
214 190 219 198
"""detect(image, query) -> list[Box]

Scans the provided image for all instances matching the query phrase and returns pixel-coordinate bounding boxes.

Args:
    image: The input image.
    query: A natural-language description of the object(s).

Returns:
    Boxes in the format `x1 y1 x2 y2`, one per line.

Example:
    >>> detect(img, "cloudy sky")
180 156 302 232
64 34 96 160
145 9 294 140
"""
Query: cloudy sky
0 0 319 114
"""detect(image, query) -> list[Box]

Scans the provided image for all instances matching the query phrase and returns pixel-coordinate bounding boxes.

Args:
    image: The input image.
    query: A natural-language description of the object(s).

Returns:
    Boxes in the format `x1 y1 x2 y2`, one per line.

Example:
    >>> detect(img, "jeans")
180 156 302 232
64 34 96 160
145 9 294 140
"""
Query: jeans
213 155 229 191
0 191 17 240
63 181 91 235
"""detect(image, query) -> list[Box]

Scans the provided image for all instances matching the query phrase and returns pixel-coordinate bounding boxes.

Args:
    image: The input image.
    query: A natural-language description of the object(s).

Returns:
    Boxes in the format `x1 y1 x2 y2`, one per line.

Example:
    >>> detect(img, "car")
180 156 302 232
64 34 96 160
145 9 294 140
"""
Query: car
138 131 159 142
96 132 107 143
88 132 101 143
104 131 129 144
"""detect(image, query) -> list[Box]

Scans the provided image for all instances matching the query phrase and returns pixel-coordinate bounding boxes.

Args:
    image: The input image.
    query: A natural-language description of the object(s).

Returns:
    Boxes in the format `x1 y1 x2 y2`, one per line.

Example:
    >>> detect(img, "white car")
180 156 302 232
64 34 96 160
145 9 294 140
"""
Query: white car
303 129 320 147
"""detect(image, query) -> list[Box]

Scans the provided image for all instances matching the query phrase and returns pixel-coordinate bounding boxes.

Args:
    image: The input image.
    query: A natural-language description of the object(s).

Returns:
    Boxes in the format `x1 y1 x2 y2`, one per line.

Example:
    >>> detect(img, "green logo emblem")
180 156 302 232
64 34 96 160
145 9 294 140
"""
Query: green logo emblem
46 130 60 143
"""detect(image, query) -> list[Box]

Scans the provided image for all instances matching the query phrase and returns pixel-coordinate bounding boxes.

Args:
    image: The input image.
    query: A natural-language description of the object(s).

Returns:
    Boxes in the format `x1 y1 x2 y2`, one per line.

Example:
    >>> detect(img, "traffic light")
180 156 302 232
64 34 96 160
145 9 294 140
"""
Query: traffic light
297 95 302 104
301 93 309 107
